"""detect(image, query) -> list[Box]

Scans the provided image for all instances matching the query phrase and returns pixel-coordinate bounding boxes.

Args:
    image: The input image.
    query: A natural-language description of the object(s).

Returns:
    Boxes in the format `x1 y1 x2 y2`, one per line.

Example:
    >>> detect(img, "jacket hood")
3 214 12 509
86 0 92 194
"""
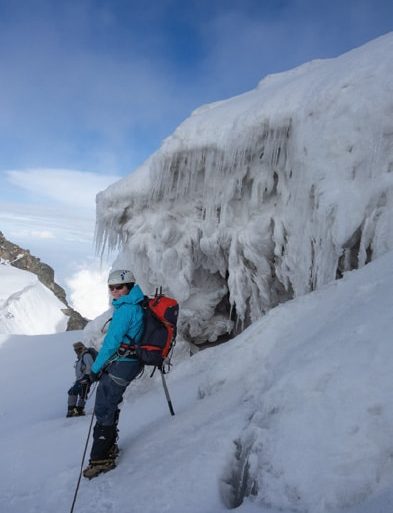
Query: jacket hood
112 284 144 307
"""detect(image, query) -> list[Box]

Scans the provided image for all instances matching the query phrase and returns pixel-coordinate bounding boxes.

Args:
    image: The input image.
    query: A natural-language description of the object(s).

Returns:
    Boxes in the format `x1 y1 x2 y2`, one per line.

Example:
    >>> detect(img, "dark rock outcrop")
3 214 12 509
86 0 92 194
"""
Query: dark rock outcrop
0 231 88 330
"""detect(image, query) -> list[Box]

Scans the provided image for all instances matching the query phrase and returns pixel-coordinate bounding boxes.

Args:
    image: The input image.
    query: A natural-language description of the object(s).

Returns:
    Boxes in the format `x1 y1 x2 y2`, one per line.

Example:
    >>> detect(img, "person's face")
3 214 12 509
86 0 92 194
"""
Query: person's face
108 283 129 300
74 347 83 357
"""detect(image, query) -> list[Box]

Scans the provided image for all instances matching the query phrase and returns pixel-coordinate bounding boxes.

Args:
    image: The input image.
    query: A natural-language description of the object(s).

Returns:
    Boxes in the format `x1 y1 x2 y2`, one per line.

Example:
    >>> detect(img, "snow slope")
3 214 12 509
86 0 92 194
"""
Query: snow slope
1 251 393 513
95 32 393 347
0 263 68 335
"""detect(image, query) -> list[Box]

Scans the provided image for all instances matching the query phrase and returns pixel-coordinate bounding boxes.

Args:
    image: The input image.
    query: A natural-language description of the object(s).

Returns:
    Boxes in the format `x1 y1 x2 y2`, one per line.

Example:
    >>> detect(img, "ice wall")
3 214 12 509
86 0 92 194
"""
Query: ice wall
96 33 393 347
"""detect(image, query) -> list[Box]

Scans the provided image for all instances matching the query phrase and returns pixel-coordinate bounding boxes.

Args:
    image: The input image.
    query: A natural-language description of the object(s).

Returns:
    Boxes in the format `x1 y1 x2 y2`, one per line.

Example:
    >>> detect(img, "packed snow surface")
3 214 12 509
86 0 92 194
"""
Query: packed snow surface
0 263 67 335
96 33 393 346
1 250 393 513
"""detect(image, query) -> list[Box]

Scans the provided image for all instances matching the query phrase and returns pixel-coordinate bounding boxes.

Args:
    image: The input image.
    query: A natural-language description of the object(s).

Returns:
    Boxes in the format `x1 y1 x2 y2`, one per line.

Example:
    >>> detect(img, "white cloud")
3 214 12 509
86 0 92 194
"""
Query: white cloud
66 262 111 320
0 202 94 243
0 168 122 305
30 230 55 239
6 168 121 212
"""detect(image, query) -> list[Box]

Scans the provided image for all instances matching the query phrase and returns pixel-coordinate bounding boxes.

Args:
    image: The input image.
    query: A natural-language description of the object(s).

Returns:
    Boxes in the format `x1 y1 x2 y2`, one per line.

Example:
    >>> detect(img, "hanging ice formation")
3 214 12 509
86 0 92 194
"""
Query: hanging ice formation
95 33 393 347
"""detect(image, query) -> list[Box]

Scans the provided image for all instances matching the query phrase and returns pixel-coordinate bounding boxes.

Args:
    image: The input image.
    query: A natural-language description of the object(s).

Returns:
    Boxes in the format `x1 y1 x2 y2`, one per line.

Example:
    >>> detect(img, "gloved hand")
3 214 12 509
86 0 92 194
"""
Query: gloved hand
89 371 101 383
79 374 90 385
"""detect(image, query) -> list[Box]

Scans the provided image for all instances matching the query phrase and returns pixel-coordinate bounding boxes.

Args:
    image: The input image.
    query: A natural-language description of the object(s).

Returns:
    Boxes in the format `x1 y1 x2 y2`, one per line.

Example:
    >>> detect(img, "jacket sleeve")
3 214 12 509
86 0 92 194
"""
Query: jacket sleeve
92 304 134 373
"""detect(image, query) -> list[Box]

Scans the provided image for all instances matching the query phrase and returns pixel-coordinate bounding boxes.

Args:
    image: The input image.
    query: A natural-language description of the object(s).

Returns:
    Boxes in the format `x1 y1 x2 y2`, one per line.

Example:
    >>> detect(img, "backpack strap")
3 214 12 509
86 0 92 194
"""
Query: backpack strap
80 350 88 372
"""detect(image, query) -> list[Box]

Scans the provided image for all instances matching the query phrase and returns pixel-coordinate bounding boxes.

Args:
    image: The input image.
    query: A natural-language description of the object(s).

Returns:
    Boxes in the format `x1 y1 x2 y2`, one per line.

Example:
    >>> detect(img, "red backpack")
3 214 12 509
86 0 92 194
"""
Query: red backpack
121 289 179 370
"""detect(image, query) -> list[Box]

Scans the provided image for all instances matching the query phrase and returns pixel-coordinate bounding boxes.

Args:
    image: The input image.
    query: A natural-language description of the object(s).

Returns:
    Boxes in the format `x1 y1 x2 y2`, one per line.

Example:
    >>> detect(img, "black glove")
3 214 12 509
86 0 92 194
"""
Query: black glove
89 371 101 383
79 374 90 385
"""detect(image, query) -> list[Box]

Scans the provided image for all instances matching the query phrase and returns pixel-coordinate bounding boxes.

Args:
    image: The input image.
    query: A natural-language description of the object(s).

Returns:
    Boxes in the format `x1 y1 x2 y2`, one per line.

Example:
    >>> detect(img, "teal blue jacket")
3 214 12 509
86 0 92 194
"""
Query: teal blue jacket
92 284 145 373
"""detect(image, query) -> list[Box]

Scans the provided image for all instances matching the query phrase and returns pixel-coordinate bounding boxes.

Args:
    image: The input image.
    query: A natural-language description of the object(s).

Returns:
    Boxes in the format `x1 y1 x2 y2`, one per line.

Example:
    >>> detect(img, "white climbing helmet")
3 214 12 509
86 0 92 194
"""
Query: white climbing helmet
107 269 135 285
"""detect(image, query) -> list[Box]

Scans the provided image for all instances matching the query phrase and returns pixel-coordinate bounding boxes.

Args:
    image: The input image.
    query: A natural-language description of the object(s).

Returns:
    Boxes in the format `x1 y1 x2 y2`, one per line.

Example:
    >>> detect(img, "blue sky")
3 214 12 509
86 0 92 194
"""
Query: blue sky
0 0 392 176
0 0 392 303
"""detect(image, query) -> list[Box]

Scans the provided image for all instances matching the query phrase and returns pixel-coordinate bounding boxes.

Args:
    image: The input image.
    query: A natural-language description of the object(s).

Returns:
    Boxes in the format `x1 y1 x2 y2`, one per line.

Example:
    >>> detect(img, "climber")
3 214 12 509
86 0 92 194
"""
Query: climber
67 341 94 417
82 269 145 479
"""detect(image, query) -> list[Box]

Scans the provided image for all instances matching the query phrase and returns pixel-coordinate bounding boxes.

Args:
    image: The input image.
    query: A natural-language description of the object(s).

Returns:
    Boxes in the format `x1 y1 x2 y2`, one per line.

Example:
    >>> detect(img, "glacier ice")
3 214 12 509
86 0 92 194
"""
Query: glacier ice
95 33 393 347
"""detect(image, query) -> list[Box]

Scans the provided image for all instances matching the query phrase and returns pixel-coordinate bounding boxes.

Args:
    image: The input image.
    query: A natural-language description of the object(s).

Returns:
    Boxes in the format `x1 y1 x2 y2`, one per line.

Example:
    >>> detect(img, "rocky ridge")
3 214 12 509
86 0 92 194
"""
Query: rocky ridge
0 231 87 330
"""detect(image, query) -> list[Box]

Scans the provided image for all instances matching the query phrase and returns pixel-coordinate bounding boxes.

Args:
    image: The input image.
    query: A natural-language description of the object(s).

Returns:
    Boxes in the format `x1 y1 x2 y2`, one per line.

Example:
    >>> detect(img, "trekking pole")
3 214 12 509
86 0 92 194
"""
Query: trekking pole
160 369 175 416
69 384 97 513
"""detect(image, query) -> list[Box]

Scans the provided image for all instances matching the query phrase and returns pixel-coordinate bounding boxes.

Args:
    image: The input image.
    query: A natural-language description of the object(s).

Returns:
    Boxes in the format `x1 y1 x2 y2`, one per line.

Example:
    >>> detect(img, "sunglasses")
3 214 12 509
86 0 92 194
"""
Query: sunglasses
109 284 126 291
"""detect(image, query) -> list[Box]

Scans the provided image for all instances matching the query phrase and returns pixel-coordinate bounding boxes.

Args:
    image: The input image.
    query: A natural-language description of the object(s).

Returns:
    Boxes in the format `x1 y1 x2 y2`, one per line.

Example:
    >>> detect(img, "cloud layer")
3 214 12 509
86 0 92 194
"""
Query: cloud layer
6 168 120 211
0 167 117 310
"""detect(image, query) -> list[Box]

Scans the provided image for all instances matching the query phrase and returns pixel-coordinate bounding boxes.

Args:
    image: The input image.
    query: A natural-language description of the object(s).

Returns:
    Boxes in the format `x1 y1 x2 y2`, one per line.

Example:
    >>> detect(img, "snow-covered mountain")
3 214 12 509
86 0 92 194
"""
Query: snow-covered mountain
0 263 68 334
95 33 393 347
1 247 393 513
0 231 88 329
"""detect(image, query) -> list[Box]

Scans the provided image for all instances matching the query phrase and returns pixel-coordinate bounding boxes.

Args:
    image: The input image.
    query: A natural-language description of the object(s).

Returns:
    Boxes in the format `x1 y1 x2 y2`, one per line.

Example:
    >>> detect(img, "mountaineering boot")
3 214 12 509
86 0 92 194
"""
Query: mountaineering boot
107 442 120 461
66 406 79 418
76 406 85 416
82 459 116 479
90 423 117 460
